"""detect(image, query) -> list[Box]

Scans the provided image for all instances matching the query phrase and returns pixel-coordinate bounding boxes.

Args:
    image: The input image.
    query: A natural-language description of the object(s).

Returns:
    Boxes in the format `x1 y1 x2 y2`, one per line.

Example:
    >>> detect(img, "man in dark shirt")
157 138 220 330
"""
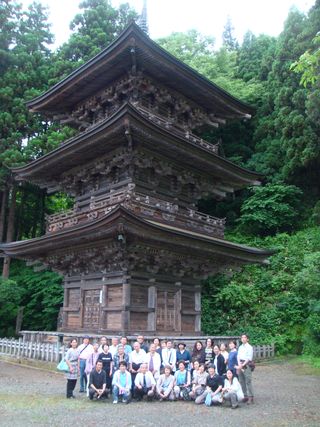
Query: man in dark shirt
195 365 223 404
88 361 108 400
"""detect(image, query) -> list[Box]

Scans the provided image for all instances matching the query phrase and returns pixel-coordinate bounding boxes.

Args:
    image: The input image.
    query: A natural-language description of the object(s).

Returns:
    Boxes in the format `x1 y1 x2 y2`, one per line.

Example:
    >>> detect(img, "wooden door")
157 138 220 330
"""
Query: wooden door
83 289 101 329
156 290 176 331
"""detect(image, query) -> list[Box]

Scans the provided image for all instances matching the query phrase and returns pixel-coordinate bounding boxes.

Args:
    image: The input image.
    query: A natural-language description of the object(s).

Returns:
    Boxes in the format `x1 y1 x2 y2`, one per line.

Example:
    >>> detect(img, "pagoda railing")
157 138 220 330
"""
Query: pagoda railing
46 189 225 238
136 105 219 155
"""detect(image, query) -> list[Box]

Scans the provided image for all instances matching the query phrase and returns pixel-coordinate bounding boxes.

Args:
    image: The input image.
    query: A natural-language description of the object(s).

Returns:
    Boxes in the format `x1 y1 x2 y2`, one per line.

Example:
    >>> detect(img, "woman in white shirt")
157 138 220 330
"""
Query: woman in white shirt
222 369 244 409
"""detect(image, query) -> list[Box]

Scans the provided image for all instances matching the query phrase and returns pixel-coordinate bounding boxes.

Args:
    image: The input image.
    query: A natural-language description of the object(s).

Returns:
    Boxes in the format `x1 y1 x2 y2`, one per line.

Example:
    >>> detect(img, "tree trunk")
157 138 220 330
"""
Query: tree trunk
6 185 17 243
2 185 17 278
0 187 8 242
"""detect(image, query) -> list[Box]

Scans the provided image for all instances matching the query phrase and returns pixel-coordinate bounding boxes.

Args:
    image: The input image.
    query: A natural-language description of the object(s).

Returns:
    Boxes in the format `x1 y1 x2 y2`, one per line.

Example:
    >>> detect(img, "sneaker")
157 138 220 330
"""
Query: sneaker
113 400 118 404
123 399 129 404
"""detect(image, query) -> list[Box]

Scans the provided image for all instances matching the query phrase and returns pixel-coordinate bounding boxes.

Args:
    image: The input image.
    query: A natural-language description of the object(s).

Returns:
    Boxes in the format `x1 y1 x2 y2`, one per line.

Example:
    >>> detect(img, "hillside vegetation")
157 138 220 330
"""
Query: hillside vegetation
0 0 319 355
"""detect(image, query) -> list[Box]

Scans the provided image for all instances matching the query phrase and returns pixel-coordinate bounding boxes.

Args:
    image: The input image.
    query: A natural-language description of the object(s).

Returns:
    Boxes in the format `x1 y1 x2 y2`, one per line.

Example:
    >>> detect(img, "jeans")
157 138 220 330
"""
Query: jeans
79 359 87 392
112 385 131 402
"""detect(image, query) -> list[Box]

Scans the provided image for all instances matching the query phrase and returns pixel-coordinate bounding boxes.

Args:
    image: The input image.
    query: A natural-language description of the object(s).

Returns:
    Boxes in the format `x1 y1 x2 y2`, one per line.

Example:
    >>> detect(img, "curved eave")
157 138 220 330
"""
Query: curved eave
12 103 262 186
26 23 253 118
0 205 273 265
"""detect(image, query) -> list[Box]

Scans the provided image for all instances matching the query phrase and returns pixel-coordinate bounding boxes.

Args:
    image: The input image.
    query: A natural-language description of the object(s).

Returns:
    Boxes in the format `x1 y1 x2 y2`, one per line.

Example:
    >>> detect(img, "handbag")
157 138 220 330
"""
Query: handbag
248 360 256 372
57 358 69 372
205 392 212 406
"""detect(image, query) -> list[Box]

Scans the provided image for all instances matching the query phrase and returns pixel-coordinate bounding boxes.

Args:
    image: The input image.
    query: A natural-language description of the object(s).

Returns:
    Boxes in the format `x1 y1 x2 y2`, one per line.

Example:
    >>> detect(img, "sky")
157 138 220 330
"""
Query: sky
21 0 316 49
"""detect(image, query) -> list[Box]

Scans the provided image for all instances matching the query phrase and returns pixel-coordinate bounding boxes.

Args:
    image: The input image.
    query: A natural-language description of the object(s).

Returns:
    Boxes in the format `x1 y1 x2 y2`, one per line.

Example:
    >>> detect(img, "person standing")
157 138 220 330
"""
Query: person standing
227 341 238 376
109 337 119 358
146 343 161 380
85 342 100 379
213 345 226 377
236 333 254 404
98 343 113 393
129 342 147 393
137 335 149 353
120 336 132 354
113 345 129 373
78 336 93 393
161 340 176 372
176 343 191 370
65 338 79 399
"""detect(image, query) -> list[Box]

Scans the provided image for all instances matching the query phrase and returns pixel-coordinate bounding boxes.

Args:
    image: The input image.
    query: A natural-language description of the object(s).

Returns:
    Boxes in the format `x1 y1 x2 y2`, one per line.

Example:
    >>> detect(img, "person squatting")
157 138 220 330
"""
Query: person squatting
64 333 255 408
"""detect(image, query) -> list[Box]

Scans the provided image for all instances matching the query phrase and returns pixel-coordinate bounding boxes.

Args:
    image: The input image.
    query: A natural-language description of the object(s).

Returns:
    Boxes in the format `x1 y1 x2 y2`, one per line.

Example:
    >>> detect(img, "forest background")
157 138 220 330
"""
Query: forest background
0 0 319 357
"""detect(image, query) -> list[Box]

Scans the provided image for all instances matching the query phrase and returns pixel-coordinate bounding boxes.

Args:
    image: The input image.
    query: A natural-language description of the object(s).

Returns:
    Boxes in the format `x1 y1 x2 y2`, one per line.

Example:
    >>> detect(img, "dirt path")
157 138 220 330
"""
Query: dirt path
0 358 319 427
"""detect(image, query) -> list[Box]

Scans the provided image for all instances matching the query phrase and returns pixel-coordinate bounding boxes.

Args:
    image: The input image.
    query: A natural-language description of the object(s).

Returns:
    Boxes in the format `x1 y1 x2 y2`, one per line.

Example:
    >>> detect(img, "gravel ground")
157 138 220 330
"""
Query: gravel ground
0 358 319 427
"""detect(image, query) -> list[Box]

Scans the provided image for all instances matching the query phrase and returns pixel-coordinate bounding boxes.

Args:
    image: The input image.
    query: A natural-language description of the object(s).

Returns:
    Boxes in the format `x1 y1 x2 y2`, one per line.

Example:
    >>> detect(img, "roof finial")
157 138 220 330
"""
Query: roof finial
137 0 149 35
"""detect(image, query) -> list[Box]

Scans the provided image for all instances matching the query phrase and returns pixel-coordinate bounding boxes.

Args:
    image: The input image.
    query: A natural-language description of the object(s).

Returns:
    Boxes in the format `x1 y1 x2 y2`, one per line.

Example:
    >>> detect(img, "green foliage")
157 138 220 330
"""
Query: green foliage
6 260 63 334
291 33 320 87
202 227 320 354
237 183 303 235
0 278 22 337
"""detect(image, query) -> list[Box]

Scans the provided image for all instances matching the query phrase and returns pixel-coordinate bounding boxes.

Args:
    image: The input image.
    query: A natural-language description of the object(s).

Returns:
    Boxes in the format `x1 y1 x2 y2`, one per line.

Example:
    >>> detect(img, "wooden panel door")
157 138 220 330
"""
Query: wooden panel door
83 289 101 329
156 290 176 331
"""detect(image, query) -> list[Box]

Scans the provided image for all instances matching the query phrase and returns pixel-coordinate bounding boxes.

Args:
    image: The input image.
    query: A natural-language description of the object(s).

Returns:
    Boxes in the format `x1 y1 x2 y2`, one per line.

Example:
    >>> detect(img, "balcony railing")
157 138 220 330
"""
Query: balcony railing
46 189 225 238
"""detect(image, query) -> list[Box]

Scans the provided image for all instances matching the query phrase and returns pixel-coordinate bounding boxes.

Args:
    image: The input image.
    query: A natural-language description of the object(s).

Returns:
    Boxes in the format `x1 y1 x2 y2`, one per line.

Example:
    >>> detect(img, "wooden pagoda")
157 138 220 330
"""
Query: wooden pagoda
1 23 272 335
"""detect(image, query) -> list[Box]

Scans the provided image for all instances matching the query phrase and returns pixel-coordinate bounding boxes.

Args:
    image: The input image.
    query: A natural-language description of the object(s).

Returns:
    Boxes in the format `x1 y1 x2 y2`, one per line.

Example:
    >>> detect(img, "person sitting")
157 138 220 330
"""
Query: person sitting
146 343 161 380
189 363 208 400
134 363 156 401
221 369 244 409
173 361 191 400
88 360 108 401
156 365 175 401
176 342 191 370
213 344 226 377
195 365 224 405
112 361 132 404
191 360 200 382
113 344 129 373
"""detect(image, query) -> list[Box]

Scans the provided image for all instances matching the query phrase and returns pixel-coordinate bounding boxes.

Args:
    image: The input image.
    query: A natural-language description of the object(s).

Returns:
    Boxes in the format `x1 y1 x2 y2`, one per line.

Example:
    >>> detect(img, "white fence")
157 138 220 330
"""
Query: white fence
0 337 275 363
0 338 67 363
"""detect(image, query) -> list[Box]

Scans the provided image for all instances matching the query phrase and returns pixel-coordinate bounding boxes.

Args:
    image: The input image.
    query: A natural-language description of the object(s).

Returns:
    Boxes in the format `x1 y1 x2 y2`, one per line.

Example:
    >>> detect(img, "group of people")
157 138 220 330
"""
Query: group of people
64 333 254 408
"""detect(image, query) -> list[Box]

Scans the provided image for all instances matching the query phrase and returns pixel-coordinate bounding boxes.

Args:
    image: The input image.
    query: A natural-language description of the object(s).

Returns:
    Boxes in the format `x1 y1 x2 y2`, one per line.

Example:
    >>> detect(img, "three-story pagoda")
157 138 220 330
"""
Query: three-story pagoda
1 23 272 335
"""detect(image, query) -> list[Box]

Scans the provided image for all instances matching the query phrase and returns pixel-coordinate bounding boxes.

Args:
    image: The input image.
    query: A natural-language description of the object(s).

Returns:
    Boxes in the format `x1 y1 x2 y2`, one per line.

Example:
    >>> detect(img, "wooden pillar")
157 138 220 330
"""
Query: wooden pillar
175 283 182 332
122 276 131 332
147 282 156 332
79 276 85 328
195 286 201 333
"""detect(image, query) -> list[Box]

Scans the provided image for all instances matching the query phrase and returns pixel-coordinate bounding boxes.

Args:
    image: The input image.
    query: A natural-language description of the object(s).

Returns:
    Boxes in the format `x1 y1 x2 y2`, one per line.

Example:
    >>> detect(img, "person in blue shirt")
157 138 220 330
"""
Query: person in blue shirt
227 341 238 376
176 342 191 370
112 361 132 403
